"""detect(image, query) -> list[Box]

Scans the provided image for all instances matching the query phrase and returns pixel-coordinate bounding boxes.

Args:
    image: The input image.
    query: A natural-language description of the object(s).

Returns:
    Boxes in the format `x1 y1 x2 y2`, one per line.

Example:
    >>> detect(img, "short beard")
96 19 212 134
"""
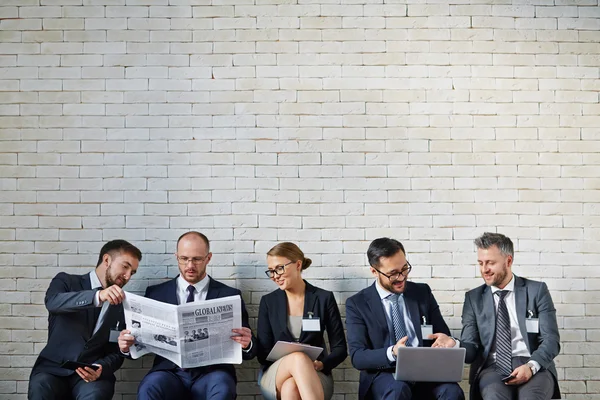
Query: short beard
105 263 122 288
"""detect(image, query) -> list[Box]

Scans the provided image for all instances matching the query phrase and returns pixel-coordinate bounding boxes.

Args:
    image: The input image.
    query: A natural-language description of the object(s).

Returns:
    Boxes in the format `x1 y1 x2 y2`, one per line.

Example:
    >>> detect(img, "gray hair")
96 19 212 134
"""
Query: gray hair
474 232 514 257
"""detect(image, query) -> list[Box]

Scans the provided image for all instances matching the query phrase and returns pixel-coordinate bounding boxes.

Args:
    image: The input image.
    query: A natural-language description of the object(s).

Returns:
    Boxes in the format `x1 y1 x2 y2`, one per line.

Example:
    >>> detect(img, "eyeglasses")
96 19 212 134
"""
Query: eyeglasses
264 261 294 278
372 261 412 282
177 255 209 266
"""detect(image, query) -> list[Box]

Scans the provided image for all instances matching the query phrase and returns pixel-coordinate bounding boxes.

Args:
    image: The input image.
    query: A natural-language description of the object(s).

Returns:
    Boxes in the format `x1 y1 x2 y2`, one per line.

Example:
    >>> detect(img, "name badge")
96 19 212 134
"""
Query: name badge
302 312 320 332
526 310 539 333
109 321 121 343
420 316 433 338
421 324 433 338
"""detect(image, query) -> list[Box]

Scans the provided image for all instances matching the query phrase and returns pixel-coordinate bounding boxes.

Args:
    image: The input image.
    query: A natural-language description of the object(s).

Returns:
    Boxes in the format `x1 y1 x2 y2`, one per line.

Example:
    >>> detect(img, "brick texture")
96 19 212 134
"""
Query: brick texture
1 0 600 399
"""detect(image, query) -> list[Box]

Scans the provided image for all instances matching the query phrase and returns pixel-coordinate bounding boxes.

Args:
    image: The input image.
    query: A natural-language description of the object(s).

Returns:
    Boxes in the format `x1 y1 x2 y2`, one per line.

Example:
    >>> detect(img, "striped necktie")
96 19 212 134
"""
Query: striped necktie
390 294 410 345
495 290 513 377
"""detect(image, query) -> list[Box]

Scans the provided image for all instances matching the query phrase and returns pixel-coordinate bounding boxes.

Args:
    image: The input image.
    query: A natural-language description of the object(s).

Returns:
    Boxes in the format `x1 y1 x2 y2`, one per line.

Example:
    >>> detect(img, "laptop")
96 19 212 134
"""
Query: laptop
394 347 466 382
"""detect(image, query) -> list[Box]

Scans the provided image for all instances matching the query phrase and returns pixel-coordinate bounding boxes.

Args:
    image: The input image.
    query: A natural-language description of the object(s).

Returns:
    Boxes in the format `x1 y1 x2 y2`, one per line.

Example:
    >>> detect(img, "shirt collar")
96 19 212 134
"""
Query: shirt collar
375 279 399 300
89 270 103 290
491 273 515 294
177 274 210 294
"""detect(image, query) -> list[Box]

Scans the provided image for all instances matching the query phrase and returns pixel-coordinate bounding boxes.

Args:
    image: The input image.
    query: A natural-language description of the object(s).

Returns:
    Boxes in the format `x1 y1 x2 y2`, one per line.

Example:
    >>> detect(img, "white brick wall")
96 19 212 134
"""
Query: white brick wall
1 0 600 398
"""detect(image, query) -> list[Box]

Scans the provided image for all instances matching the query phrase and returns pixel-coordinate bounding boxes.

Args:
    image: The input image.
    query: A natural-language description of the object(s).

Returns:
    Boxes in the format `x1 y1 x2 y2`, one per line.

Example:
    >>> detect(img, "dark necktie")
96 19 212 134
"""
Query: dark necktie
390 294 410 346
186 285 195 303
495 290 513 377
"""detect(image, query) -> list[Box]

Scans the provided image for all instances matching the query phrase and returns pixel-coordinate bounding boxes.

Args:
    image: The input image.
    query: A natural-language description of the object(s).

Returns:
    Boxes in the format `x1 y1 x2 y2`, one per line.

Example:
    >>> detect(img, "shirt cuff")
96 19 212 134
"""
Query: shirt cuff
243 339 253 353
529 360 541 375
120 350 130 356
452 338 460 348
94 290 102 307
387 345 396 363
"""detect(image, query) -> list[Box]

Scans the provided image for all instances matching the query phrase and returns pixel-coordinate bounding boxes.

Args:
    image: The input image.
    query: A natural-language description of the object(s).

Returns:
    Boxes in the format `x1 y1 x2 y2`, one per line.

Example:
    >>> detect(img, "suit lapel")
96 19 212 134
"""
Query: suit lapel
403 283 423 345
365 283 390 345
514 275 530 351
299 281 318 343
81 274 98 338
482 285 496 357
163 277 180 305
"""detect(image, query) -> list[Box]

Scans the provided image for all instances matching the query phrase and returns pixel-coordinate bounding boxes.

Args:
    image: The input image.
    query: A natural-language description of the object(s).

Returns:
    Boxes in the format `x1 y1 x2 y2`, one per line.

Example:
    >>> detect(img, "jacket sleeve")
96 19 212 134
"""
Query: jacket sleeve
256 295 275 366
529 282 560 369
346 295 393 371
320 291 348 374
45 272 98 314
459 292 481 364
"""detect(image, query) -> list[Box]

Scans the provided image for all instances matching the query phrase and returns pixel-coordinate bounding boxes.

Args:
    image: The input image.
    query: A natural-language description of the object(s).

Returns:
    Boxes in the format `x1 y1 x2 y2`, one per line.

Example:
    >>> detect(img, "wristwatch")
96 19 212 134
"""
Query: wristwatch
526 361 538 375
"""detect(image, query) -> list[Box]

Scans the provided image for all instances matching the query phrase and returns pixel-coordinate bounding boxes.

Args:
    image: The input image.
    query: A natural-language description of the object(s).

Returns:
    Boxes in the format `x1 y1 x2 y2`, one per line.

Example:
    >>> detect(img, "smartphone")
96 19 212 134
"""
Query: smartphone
501 375 514 382
60 361 100 371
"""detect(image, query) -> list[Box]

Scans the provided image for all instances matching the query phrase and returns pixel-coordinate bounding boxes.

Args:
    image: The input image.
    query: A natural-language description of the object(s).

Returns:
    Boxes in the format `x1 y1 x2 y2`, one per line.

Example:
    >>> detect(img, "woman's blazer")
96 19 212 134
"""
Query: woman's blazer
257 280 348 375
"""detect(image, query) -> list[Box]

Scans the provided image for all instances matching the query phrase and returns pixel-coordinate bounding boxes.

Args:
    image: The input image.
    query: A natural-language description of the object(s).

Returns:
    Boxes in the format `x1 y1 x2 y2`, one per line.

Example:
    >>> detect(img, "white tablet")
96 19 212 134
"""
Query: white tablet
266 341 323 362
395 347 466 382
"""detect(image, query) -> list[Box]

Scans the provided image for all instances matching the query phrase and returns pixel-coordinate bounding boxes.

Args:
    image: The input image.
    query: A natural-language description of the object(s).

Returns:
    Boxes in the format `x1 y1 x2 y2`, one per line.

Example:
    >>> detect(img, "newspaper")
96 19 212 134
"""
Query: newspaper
122 292 243 368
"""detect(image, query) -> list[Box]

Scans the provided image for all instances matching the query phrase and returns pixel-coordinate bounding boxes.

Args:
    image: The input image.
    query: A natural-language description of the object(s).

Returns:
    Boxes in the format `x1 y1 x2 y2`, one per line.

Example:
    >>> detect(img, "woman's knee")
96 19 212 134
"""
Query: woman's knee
282 351 314 367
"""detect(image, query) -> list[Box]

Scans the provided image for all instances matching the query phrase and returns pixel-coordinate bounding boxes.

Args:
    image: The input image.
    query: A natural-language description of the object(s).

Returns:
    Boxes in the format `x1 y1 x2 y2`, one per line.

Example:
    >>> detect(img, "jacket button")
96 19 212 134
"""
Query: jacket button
84 345 88 349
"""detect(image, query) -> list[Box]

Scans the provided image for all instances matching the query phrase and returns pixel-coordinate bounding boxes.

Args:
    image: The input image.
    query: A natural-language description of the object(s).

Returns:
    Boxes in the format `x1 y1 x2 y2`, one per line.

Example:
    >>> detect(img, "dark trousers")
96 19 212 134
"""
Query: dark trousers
138 368 236 400
28 370 114 400
478 357 554 400
370 371 465 400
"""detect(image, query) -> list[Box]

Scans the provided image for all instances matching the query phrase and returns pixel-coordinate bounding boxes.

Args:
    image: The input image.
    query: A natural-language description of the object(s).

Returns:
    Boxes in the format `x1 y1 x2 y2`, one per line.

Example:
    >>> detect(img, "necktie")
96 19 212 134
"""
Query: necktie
390 294 410 346
495 290 513 377
186 285 195 303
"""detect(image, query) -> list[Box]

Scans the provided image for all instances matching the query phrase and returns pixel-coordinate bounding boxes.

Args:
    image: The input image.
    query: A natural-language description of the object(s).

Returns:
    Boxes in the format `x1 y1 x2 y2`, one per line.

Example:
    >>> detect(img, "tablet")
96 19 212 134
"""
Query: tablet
60 361 100 371
394 347 466 382
266 341 323 362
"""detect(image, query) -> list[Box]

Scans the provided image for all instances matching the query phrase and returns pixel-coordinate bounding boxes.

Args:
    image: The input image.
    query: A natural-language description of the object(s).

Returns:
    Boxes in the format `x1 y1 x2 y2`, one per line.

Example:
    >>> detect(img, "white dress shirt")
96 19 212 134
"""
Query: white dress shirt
90 271 111 335
177 274 210 304
491 274 540 374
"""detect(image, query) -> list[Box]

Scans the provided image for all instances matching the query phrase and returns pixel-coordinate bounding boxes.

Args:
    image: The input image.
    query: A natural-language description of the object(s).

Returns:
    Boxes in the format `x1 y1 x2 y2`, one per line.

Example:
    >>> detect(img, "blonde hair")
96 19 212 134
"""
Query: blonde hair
267 242 312 270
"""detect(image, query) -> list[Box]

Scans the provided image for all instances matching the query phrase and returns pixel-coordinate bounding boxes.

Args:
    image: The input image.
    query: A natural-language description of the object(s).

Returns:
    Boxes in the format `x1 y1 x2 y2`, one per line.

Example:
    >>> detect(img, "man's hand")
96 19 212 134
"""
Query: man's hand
314 360 324 371
118 329 135 353
392 336 409 357
429 333 457 348
76 364 102 383
505 364 533 385
98 285 125 305
231 327 252 349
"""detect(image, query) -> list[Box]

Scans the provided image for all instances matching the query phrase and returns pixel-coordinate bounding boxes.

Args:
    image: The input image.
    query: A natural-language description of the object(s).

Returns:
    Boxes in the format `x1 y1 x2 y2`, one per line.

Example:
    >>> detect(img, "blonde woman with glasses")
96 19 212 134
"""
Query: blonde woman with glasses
257 242 347 400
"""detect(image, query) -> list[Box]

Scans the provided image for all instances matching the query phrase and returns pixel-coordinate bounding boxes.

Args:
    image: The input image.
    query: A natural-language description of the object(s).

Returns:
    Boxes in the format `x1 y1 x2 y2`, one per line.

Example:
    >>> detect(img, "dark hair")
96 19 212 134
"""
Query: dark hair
367 237 405 267
267 242 312 270
474 232 514 257
177 231 210 251
96 239 142 267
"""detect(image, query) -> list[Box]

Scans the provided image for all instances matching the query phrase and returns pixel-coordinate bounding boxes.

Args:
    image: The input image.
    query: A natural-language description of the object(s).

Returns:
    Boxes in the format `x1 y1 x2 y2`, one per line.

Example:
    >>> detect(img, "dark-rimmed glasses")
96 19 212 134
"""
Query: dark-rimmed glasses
372 261 412 282
264 261 293 278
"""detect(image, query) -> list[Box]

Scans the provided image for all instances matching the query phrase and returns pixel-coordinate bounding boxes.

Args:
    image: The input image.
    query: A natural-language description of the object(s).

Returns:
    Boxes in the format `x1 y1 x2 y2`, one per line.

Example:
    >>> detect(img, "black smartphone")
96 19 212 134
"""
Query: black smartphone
60 361 100 371
501 375 514 382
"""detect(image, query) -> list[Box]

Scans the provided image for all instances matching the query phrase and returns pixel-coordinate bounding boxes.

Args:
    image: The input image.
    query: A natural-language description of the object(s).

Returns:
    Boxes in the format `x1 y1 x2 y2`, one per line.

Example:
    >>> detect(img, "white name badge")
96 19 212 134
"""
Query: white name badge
526 318 539 333
302 318 321 332
421 324 433 338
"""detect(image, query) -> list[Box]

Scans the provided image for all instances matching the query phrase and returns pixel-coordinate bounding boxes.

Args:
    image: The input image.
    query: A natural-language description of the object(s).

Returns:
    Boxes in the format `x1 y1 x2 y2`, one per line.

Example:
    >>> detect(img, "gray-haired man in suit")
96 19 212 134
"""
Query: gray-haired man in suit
456 232 560 400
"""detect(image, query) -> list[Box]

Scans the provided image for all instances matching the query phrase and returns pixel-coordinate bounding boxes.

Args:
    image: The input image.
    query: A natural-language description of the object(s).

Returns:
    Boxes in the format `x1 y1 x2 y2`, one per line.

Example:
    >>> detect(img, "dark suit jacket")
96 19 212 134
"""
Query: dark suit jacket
460 275 561 399
346 281 451 400
144 276 257 380
32 272 125 381
257 281 347 375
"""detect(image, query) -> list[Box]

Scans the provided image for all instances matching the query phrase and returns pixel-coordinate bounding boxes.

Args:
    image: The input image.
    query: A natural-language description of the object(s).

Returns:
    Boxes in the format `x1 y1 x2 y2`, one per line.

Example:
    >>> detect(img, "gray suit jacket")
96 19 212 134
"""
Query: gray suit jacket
460 275 560 399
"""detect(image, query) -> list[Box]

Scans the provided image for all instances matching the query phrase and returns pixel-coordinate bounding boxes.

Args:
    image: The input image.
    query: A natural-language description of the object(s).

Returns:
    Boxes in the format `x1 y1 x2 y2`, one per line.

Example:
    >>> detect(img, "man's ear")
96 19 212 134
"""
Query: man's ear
102 253 111 266
370 267 378 278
